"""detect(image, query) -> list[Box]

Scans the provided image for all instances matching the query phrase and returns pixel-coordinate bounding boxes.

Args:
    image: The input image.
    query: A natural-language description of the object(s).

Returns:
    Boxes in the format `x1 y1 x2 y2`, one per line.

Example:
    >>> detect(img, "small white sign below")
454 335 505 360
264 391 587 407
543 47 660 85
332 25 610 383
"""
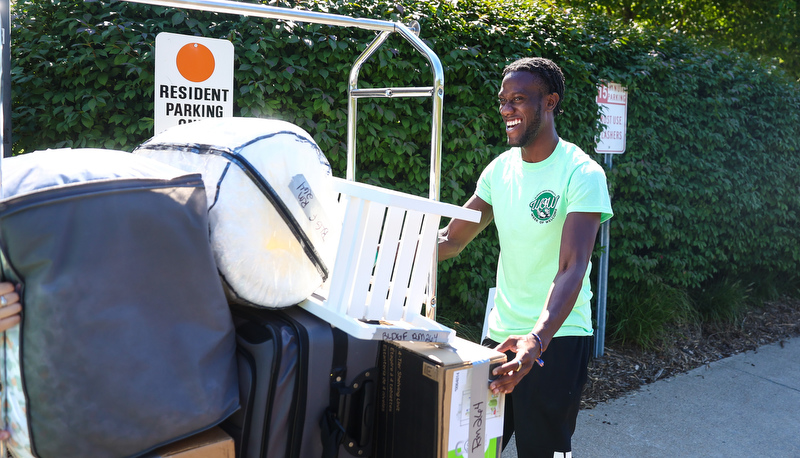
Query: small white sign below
595 82 628 154
154 32 234 135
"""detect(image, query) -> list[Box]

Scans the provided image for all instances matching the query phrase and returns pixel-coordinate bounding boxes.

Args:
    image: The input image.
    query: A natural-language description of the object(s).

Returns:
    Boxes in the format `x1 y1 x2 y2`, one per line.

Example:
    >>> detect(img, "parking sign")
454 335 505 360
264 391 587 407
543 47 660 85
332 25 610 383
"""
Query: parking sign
154 33 234 135
595 82 628 154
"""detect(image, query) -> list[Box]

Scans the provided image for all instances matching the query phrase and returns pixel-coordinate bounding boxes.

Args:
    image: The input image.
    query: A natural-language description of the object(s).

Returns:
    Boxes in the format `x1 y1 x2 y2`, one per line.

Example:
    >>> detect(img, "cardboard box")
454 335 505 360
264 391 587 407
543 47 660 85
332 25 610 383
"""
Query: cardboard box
141 427 234 458
375 337 507 458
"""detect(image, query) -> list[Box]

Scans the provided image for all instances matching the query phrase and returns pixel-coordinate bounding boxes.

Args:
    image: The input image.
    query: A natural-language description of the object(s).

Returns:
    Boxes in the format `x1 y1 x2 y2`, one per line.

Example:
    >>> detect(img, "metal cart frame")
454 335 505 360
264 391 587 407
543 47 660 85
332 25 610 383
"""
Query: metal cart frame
122 0 471 329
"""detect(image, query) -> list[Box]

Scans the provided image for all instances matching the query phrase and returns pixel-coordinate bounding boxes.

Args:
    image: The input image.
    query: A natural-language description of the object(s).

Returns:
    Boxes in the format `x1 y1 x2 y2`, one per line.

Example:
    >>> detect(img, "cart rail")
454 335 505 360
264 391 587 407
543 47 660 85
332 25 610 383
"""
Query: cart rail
125 0 444 199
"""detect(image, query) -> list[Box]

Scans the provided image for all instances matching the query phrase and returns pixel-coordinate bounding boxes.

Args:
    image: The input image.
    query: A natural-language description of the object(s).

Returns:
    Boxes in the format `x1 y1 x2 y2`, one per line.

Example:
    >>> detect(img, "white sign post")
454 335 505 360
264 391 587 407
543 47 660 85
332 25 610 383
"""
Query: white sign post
594 82 628 358
154 32 234 135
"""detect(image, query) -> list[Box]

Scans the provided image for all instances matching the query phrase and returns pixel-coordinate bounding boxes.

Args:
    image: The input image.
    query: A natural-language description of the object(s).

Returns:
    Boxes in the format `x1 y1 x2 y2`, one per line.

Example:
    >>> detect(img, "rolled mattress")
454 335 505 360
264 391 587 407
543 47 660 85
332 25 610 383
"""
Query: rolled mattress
134 117 342 308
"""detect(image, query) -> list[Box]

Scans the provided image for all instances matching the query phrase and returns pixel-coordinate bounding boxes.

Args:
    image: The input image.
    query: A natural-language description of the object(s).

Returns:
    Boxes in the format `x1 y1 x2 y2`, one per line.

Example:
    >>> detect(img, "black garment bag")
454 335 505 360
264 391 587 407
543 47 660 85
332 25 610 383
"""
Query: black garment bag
0 149 239 458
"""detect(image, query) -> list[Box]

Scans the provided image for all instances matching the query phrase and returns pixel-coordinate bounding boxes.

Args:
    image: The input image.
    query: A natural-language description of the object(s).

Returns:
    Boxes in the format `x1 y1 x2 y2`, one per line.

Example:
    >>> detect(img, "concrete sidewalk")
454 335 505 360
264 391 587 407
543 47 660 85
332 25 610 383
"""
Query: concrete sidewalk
502 336 800 457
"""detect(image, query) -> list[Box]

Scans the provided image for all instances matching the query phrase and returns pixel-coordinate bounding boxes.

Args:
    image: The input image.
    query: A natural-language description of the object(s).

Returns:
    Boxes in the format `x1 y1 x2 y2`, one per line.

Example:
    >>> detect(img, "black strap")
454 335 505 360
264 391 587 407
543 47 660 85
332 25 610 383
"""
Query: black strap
321 408 346 458
138 141 329 281
219 151 328 281
321 329 350 458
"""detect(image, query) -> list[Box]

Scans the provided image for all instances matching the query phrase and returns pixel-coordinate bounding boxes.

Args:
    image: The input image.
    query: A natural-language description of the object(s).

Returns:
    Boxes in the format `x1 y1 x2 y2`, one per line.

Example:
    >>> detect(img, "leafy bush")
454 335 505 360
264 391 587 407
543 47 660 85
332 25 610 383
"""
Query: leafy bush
11 0 800 346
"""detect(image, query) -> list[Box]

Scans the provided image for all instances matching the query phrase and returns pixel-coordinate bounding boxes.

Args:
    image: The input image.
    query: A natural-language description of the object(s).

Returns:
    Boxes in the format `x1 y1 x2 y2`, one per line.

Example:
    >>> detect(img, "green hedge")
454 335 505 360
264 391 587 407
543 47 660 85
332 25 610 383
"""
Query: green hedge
11 0 800 346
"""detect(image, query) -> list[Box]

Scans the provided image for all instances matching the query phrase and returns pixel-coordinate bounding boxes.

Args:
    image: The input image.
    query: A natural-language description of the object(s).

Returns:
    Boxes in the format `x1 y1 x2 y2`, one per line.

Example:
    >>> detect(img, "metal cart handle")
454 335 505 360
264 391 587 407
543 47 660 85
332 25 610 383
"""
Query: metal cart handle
126 0 444 199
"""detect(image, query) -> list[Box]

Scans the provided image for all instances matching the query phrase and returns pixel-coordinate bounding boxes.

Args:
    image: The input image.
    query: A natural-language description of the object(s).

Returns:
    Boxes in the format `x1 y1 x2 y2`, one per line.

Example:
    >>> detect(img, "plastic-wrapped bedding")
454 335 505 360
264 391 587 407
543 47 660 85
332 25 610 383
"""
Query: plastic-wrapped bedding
134 117 342 309
0 149 239 458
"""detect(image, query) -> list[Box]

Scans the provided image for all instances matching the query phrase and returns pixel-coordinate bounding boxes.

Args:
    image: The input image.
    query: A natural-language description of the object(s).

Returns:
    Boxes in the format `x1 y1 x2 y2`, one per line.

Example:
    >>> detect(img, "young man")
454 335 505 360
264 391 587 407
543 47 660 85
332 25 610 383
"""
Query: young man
438 57 613 457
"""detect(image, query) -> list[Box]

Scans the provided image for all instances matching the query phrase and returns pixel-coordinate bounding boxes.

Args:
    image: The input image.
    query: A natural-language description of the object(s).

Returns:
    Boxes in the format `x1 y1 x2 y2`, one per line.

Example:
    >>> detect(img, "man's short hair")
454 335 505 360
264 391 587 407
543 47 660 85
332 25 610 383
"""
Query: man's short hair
502 57 565 116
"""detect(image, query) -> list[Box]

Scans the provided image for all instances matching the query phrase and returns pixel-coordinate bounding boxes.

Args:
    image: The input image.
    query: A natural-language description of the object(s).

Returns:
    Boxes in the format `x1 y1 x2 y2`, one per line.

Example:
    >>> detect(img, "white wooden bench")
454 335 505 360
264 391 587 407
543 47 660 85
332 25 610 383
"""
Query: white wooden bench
300 177 481 343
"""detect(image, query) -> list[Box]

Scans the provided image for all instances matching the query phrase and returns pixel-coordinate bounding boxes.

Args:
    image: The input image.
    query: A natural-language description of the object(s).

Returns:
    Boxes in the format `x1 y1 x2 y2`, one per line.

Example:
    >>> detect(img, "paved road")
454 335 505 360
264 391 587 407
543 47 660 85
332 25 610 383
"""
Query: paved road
501 337 800 457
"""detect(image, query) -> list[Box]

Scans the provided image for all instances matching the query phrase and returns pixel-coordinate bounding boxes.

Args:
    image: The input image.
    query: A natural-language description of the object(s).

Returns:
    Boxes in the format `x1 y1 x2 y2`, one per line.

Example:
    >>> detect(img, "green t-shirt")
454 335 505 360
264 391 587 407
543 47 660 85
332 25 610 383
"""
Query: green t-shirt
476 139 613 342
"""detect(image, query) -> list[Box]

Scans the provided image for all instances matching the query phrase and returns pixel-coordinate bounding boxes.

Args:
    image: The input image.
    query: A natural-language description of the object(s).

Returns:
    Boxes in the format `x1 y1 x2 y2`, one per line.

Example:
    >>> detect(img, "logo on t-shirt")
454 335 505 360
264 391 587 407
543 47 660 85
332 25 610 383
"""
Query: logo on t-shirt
530 190 560 223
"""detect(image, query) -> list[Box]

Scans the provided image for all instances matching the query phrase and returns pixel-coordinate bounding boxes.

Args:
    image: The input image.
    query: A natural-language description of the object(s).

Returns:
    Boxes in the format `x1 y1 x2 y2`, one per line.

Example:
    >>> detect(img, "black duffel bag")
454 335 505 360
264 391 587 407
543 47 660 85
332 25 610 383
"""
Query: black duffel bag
0 149 239 458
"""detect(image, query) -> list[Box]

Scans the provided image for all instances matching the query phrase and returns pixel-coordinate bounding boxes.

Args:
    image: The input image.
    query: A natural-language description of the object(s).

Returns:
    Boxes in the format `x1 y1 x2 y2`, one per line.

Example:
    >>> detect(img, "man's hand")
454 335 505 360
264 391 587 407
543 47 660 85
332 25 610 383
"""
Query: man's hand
488 334 542 394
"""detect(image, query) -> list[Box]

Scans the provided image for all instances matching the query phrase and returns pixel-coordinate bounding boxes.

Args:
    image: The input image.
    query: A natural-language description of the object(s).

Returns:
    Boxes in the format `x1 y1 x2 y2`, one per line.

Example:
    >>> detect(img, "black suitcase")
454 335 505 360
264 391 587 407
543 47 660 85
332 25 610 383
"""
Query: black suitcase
222 305 379 458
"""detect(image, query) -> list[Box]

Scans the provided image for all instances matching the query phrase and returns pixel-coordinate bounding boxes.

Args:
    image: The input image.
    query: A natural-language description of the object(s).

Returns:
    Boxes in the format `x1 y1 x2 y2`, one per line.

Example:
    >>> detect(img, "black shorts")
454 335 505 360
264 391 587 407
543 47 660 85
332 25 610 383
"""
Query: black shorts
483 335 591 458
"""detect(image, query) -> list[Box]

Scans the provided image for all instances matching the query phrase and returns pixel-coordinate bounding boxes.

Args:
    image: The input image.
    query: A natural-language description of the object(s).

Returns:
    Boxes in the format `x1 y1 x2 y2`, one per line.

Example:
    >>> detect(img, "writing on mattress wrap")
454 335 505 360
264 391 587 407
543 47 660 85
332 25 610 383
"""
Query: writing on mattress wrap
289 174 331 243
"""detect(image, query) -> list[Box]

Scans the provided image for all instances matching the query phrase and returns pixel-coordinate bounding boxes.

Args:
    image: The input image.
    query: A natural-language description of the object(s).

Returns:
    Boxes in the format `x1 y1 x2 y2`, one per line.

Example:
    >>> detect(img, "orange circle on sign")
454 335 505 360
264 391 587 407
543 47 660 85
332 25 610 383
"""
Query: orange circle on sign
176 43 215 83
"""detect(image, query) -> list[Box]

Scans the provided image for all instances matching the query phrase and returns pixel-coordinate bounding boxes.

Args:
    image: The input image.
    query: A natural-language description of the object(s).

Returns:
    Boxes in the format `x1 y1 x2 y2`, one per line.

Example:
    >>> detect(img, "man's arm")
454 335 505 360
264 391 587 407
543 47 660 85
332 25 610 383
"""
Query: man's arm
490 211 601 394
438 195 494 261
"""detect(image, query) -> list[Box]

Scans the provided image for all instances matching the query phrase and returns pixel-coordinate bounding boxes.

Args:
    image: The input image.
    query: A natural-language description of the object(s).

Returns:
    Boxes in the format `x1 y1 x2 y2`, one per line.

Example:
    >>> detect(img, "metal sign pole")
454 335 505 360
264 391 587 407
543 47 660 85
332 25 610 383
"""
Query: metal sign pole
594 81 626 358
594 153 612 358
0 1 9 453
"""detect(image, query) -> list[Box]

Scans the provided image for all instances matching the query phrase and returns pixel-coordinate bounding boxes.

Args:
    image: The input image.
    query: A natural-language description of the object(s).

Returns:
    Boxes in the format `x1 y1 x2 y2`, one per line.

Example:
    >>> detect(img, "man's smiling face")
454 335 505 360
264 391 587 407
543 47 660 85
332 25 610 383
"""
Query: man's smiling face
498 71 549 149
